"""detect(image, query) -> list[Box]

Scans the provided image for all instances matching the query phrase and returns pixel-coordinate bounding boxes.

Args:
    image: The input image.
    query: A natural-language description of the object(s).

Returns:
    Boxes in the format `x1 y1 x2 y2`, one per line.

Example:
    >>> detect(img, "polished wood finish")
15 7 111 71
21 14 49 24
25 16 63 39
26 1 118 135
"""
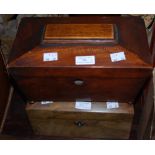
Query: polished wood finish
7 17 153 103
10 76 147 102
26 101 134 139
136 78 154 139
44 24 116 44
0 16 153 140
45 24 114 39
8 17 152 63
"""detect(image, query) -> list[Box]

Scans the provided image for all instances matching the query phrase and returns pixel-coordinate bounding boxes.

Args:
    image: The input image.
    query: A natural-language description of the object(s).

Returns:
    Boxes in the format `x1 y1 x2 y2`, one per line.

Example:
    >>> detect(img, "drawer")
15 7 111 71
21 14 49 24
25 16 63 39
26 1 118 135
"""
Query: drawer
30 118 132 139
26 101 134 139
18 77 145 102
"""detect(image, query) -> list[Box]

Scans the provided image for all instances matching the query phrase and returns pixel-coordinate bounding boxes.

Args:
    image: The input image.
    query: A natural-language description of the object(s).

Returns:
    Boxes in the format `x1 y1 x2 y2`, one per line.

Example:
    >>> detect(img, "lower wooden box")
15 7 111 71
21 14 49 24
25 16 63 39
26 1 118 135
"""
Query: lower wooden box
26 101 134 139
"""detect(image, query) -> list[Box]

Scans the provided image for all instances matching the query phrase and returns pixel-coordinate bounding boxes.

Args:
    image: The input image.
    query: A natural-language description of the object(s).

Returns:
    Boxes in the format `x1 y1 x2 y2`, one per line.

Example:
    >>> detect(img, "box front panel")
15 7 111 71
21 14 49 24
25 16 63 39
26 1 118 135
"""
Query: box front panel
29 118 132 139
14 76 146 102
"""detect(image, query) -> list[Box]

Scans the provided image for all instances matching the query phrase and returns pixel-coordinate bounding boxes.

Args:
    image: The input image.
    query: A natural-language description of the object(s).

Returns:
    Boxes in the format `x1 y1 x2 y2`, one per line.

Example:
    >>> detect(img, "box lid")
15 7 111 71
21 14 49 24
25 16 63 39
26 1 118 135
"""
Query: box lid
7 17 153 77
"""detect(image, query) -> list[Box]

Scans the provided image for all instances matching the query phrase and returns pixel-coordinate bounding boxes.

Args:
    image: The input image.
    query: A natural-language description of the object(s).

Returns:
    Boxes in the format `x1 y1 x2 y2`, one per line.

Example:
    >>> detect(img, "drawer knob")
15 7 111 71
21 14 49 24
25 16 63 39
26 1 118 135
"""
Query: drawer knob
74 121 85 127
74 80 84 86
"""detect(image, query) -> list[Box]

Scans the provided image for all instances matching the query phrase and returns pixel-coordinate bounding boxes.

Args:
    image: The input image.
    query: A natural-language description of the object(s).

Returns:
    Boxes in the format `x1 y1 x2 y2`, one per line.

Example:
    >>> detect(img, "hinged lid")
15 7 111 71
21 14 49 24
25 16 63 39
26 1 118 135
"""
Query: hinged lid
8 16 152 65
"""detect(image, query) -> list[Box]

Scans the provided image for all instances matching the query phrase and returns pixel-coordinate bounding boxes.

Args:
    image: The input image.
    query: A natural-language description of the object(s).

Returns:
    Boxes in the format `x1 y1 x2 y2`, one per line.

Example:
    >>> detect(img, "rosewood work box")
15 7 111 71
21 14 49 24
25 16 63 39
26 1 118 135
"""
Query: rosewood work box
7 17 152 103
6 16 153 139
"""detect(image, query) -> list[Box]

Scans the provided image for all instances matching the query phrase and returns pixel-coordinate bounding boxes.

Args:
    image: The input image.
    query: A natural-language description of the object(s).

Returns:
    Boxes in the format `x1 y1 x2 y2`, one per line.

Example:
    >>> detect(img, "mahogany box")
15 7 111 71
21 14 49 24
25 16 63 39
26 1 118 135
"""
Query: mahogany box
7 16 153 103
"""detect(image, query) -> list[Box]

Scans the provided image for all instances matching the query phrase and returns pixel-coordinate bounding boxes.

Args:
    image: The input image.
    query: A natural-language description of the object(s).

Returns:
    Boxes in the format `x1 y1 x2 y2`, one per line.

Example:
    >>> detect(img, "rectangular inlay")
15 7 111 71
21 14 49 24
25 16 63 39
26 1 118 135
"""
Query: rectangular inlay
44 24 115 40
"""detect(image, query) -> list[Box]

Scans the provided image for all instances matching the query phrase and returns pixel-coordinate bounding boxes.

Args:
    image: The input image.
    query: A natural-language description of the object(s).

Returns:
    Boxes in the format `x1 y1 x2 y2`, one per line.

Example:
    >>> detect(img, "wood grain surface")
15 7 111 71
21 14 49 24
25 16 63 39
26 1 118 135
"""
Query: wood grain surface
26 101 134 139
7 17 153 102
44 24 115 44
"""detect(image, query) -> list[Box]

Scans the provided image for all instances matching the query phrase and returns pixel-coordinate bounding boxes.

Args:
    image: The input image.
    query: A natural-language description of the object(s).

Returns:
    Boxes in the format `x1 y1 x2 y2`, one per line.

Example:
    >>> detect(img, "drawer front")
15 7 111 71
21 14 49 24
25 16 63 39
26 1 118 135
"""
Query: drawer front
17 77 146 102
30 118 132 139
